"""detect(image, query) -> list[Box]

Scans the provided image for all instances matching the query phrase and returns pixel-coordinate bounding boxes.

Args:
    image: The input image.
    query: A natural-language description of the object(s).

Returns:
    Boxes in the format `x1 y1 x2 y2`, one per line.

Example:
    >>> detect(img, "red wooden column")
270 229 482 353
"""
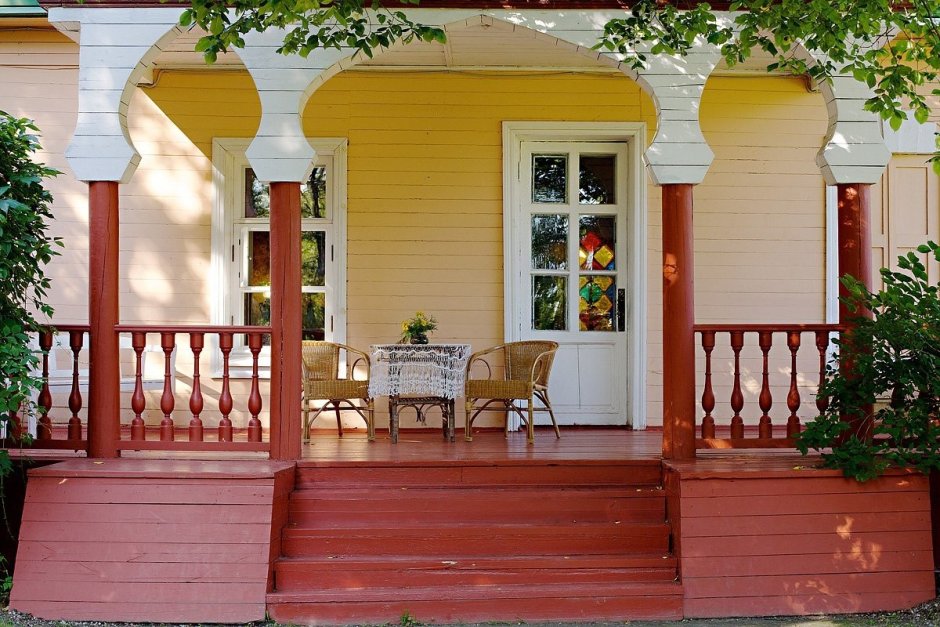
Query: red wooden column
837 183 874 440
87 181 121 458
268 182 303 460
661 183 696 460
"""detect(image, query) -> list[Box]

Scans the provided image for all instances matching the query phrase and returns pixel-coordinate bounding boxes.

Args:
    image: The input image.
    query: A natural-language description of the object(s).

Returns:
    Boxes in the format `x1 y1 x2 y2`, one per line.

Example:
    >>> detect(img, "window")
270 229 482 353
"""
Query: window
212 138 348 373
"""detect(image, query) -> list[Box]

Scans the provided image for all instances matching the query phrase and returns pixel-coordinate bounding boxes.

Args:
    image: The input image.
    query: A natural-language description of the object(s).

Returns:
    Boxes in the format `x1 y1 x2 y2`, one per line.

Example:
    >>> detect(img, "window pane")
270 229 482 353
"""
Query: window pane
244 293 272 346
532 155 567 204
579 155 616 204
301 167 327 219
302 293 326 340
531 215 568 270
247 231 271 286
244 168 270 218
579 275 616 332
301 231 326 286
579 215 616 270
532 275 566 331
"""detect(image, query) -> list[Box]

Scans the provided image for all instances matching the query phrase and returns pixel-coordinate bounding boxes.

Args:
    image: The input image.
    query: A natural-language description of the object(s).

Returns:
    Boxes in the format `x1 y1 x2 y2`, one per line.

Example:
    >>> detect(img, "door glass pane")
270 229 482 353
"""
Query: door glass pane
579 215 616 270
532 155 567 204
301 231 326 286
579 276 616 332
244 168 270 218
302 167 327 219
531 215 568 270
532 276 567 331
579 155 616 204
302 293 326 340
247 231 271 286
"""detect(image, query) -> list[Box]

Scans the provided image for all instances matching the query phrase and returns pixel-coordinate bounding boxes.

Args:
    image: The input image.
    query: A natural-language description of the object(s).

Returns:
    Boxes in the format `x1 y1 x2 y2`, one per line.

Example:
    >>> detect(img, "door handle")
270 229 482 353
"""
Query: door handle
617 288 626 332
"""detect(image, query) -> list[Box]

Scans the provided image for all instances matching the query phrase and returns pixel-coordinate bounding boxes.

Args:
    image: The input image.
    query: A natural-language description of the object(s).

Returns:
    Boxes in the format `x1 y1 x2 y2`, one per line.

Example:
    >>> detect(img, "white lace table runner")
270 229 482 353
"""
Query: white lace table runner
369 344 472 399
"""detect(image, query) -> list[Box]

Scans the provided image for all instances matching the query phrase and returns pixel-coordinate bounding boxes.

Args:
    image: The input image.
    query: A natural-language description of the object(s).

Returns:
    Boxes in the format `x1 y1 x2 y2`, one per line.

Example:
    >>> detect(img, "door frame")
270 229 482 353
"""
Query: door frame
502 121 648 429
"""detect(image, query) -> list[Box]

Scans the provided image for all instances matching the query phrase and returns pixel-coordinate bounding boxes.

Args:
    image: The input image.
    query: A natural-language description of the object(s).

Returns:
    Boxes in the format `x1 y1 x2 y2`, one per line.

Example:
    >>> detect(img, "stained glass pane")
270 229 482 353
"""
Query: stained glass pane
302 293 326 340
532 155 567 203
244 168 270 218
532 276 567 331
301 167 327 219
531 215 568 270
301 231 326 286
579 215 616 270
579 275 616 332
247 231 270 286
579 155 616 204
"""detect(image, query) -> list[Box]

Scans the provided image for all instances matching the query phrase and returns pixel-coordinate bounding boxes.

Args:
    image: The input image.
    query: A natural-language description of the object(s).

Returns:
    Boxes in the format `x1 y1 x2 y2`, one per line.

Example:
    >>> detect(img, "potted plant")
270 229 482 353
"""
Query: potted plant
400 311 437 345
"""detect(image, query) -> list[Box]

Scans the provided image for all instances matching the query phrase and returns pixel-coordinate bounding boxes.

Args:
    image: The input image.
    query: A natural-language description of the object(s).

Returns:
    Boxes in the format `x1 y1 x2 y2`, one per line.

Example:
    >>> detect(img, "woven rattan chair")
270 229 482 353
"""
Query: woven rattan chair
464 340 560 444
302 341 375 442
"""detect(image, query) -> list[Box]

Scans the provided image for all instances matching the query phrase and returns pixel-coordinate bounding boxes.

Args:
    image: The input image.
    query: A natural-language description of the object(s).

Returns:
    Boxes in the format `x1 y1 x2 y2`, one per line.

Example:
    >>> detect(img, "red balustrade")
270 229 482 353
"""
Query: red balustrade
694 324 840 448
114 325 272 453
1 325 89 451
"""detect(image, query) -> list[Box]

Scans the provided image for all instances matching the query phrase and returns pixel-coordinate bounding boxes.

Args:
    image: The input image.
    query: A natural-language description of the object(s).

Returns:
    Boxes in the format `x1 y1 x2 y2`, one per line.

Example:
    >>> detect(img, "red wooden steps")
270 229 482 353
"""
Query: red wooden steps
267 460 680 624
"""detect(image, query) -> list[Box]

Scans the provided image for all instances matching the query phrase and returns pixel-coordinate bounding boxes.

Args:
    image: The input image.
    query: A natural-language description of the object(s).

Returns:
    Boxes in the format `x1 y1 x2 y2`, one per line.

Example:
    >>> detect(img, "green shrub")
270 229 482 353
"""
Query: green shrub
0 111 60 457
797 242 940 481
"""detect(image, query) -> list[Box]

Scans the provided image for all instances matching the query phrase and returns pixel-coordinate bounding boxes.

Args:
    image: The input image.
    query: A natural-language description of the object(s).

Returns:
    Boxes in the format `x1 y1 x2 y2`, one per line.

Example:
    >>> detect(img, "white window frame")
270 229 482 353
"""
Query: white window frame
211 137 349 376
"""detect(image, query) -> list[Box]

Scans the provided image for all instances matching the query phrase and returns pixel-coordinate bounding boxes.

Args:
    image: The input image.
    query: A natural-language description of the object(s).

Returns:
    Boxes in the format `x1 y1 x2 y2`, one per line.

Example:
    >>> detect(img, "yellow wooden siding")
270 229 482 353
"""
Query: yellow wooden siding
672 76 829 429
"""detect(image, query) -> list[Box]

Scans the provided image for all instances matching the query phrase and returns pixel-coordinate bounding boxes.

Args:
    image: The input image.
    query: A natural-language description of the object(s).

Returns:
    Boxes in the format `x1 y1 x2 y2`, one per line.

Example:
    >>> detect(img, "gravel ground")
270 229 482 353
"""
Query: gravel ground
2 598 940 627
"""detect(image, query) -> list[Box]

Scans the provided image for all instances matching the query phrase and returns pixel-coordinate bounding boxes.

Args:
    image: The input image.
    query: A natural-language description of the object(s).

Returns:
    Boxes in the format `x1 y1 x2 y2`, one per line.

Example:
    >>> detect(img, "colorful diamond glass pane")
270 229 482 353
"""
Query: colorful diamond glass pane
579 215 616 270
533 275 567 331
578 275 616 332
532 155 567 203
531 215 568 270
579 154 616 204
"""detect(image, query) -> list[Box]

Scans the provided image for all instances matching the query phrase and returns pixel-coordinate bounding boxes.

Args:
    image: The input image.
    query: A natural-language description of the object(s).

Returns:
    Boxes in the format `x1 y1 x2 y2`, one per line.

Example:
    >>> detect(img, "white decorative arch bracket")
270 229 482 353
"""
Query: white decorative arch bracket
48 8 186 183
815 71 891 185
633 44 722 185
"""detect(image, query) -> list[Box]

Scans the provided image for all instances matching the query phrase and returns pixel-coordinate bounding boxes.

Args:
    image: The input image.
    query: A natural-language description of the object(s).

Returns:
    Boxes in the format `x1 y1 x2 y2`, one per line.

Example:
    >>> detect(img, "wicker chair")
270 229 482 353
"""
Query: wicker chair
301 341 375 442
464 340 560 444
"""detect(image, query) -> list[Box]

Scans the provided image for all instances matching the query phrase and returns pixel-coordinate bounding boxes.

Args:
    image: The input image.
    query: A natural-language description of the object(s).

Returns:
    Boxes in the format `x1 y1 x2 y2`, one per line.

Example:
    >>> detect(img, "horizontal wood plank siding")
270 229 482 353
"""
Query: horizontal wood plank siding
10 460 294 624
669 464 935 617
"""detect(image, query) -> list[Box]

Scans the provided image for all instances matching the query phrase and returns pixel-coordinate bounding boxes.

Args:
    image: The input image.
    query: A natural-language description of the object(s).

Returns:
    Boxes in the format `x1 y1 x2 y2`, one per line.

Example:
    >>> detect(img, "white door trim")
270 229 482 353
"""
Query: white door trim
502 121 648 429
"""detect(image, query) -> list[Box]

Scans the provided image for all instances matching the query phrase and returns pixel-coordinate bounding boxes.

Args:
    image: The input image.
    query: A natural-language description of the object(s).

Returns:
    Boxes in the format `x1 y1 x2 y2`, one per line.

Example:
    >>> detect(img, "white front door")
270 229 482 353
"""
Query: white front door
510 140 631 425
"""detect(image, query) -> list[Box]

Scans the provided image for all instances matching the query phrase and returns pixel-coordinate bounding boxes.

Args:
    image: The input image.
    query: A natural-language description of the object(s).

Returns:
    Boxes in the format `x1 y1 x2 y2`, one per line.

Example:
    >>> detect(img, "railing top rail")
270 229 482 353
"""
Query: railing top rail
114 325 273 334
39 324 91 333
693 323 843 333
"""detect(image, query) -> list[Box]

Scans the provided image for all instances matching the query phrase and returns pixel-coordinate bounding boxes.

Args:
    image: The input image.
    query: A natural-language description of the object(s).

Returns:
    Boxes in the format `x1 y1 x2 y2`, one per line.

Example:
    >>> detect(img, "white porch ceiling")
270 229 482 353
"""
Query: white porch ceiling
154 24 786 75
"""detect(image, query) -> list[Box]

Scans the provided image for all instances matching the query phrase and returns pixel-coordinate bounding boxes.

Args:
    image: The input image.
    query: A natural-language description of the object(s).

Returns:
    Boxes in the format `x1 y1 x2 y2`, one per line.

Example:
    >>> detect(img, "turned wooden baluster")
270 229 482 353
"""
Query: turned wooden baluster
129 332 146 440
218 332 234 442
247 332 263 442
37 331 53 440
700 330 716 439
757 330 773 439
159 332 176 441
786 330 802 436
67 330 84 441
189 332 205 442
729 331 745 439
815 330 831 417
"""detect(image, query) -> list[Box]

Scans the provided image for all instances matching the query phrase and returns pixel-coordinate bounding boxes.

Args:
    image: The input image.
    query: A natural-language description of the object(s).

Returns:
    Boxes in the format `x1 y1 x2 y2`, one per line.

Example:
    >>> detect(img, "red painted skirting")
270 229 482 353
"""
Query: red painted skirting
666 455 935 618
10 459 294 624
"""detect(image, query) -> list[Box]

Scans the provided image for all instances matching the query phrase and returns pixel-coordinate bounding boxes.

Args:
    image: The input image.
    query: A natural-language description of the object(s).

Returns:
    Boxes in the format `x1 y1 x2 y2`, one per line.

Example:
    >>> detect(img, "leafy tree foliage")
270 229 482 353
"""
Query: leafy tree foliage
797 242 940 481
0 111 61 467
181 0 445 62
595 0 940 164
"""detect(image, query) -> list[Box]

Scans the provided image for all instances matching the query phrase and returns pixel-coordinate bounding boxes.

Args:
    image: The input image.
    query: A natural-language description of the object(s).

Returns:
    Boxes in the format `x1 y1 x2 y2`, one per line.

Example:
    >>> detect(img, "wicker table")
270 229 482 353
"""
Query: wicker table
369 344 472 443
